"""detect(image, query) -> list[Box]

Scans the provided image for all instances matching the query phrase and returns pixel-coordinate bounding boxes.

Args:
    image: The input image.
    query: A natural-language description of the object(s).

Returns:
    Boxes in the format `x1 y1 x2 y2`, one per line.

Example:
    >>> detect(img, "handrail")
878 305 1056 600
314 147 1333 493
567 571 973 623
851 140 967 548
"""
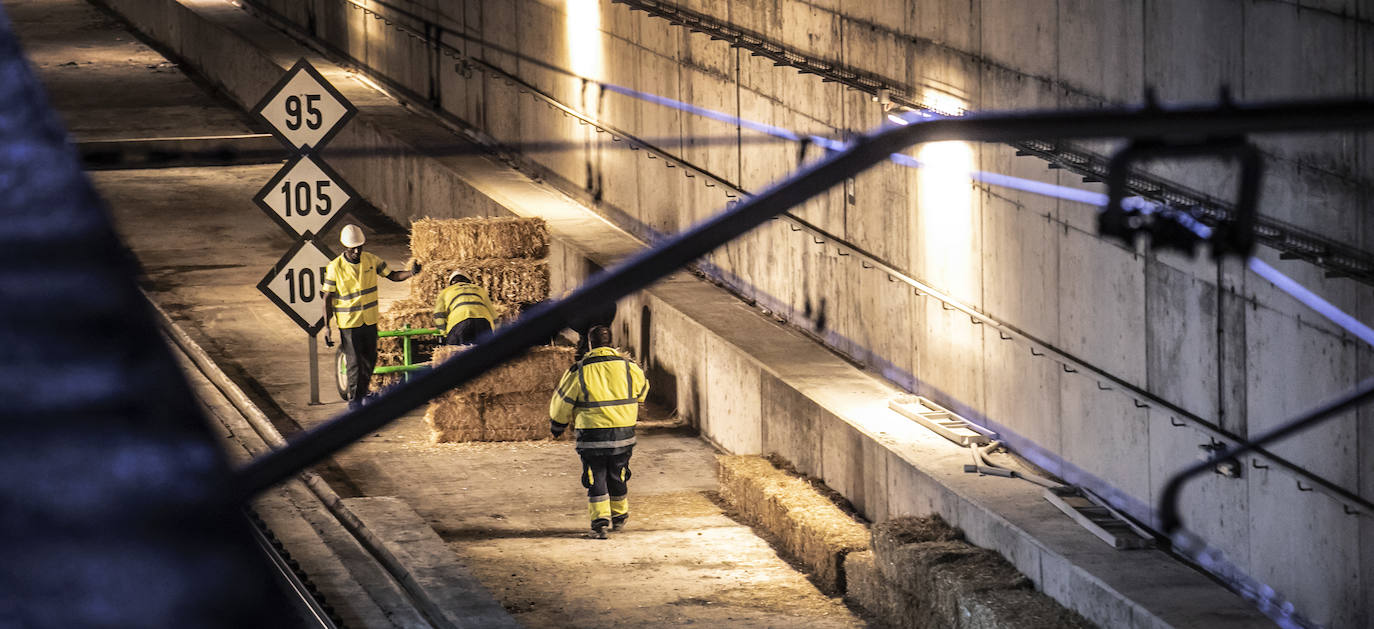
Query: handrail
238 0 1374 517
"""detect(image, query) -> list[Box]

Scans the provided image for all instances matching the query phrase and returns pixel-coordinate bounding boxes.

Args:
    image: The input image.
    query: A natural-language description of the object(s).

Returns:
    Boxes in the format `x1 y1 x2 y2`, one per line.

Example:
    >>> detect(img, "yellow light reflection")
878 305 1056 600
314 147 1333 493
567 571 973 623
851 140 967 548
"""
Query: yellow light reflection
917 141 976 300
566 0 604 83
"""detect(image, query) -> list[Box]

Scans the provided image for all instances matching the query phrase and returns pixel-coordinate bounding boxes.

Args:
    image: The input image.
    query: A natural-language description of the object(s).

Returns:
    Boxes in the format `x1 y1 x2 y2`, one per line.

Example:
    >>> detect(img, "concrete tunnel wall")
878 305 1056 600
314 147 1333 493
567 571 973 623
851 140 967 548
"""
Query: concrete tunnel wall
102 0 1372 625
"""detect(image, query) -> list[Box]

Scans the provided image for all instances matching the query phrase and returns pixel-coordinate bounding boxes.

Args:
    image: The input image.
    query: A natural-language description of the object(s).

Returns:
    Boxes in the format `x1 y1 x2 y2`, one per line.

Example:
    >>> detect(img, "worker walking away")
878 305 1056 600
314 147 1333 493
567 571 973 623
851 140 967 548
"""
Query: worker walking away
549 325 648 539
433 271 496 345
323 224 417 410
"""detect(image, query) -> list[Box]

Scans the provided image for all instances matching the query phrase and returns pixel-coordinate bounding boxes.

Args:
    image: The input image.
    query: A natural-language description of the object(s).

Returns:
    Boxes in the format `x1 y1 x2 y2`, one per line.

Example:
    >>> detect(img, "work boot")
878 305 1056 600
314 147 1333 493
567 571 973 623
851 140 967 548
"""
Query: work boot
611 515 628 532
590 525 609 540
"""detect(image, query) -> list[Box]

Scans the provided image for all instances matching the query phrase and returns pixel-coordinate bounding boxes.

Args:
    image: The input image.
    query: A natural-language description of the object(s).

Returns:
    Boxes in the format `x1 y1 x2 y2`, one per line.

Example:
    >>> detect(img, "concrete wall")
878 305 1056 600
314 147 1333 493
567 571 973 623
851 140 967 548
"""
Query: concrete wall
185 0 1369 625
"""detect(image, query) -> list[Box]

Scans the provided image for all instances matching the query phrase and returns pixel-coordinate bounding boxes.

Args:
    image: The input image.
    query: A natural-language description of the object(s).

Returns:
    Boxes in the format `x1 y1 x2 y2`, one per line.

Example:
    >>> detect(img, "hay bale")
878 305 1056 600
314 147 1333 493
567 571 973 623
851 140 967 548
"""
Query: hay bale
843 551 905 628
871 515 963 563
875 540 980 593
425 395 482 443
786 505 871 593
430 344 574 398
715 455 868 594
409 217 550 263
926 549 1031 626
956 588 1093 629
717 456 786 521
380 297 437 333
481 391 550 441
411 258 550 306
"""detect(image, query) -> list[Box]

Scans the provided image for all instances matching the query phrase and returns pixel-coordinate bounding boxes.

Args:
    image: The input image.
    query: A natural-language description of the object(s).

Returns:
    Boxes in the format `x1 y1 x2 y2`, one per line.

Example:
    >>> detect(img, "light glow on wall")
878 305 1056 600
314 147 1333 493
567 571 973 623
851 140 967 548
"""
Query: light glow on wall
566 0 604 84
917 141 976 300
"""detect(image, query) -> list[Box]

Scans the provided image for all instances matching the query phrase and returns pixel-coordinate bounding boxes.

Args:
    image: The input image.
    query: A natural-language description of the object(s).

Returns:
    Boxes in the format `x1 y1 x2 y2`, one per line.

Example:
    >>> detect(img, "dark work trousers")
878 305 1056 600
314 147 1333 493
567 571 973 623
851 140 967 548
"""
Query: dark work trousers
579 450 632 529
444 318 492 346
340 323 378 401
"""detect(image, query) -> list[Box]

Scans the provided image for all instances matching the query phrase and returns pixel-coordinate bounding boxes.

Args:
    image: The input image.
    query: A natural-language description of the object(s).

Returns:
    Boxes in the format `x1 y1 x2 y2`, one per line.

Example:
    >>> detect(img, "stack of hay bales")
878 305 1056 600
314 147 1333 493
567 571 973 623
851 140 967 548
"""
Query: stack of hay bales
424 344 575 442
407 217 550 307
370 216 552 394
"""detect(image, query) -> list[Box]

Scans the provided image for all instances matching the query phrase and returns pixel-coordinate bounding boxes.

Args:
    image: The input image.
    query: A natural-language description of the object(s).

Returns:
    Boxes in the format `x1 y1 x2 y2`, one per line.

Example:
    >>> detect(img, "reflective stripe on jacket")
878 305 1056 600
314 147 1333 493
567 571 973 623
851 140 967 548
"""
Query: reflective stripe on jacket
549 347 648 453
433 282 495 335
323 252 388 329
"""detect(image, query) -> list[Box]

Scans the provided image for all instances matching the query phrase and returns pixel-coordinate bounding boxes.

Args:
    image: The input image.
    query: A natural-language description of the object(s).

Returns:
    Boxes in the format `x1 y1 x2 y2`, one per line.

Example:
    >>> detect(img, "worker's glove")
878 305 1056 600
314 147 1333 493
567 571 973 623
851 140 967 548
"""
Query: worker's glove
324 330 334 348
549 420 565 438
411 261 422 274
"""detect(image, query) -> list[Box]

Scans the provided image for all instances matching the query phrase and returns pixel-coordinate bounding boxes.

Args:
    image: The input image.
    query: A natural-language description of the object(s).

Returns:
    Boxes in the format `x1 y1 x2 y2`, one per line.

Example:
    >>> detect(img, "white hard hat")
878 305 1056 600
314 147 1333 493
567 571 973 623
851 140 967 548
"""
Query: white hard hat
448 270 469 284
340 224 366 248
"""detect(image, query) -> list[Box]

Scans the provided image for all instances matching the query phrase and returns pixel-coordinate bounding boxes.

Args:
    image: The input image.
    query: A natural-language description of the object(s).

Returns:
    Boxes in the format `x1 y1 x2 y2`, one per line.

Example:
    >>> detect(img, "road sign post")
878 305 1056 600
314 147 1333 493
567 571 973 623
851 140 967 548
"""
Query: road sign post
253 58 357 406
308 334 320 405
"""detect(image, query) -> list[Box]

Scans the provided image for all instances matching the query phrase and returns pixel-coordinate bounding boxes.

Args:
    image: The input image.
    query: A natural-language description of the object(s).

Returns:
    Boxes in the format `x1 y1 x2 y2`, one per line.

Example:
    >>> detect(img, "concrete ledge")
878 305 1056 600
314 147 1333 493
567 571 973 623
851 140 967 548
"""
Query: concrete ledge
100 2 1274 627
717 455 870 593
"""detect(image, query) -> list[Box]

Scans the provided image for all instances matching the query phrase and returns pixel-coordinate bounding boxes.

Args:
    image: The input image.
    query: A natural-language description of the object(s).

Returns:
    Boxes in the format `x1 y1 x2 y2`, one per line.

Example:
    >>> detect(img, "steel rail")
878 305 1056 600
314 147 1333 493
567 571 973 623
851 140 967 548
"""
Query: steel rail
233 99 1374 499
245 513 341 629
612 0 1374 285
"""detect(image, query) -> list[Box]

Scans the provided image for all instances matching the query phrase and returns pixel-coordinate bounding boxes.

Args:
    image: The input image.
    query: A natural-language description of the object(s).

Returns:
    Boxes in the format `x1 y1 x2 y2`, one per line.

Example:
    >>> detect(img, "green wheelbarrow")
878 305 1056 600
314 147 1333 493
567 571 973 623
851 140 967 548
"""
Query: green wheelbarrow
335 325 441 401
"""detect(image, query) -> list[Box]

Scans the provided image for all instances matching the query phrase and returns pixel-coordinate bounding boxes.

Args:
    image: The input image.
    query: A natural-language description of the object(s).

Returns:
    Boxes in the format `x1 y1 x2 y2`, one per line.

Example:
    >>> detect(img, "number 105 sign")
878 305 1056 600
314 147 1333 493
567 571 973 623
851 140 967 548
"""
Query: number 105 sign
254 153 356 239
257 239 335 335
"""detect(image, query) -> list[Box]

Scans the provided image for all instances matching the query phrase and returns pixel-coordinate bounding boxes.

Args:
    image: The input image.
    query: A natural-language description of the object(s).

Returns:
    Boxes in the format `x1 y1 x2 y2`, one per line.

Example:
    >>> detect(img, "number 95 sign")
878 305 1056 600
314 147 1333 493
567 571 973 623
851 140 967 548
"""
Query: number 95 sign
257 239 335 335
253 59 356 152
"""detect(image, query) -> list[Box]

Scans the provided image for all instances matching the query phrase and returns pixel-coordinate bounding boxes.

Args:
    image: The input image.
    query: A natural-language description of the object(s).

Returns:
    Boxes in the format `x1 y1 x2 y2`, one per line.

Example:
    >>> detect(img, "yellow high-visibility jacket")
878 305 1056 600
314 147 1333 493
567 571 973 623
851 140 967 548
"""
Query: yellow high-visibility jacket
323 252 388 329
433 282 495 335
550 347 648 454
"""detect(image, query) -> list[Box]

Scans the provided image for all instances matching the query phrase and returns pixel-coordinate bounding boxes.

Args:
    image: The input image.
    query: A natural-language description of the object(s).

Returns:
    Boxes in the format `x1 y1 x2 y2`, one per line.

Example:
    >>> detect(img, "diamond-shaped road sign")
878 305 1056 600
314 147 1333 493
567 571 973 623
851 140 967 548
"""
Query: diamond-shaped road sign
254 153 357 239
254 58 357 152
257 239 337 335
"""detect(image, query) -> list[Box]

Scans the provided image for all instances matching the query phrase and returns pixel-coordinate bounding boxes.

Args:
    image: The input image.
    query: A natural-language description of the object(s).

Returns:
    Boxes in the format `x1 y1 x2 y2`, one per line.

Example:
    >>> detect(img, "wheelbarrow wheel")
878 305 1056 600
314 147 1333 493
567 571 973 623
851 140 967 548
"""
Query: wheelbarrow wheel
335 348 351 401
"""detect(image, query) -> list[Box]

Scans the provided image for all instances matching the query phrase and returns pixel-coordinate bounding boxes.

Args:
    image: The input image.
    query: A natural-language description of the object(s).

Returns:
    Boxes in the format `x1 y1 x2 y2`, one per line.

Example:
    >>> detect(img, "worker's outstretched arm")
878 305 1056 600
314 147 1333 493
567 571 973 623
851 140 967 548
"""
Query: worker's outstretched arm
386 260 421 281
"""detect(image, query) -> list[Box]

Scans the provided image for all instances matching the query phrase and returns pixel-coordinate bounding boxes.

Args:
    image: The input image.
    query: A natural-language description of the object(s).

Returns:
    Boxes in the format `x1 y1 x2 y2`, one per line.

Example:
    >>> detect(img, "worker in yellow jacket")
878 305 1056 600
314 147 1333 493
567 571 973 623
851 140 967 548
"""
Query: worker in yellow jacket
549 325 648 539
433 271 496 345
323 224 416 409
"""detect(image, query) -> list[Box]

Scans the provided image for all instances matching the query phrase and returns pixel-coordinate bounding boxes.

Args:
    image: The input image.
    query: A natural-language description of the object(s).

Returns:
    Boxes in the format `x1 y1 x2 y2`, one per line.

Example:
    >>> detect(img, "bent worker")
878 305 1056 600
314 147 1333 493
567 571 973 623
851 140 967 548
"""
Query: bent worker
549 325 648 539
433 271 496 345
322 223 417 410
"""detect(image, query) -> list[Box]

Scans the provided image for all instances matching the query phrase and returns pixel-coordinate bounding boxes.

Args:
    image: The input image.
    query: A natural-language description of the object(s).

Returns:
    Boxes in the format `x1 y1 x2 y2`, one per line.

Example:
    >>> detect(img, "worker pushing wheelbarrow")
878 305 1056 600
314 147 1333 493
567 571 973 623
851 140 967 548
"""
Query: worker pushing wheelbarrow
322 223 501 406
